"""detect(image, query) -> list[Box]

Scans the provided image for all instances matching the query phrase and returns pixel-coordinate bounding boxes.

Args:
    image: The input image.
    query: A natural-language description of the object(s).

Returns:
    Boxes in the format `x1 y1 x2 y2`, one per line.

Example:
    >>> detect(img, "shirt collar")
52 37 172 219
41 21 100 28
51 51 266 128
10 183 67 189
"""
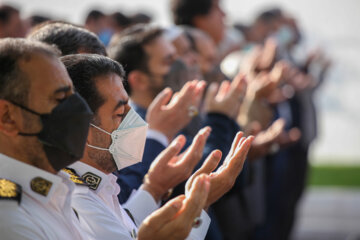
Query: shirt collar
0 153 64 205
69 161 112 194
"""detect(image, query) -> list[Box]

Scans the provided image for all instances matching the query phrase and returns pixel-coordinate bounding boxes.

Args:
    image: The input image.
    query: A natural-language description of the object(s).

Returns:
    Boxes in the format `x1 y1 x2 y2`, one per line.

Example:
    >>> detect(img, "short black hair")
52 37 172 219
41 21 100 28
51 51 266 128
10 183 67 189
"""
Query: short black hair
171 0 213 26
0 38 60 106
28 14 51 28
27 21 107 56
85 10 105 24
255 8 283 24
130 12 152 25
0 5 19 24
61 54 125 116
110 11 132 29
107 24 163 93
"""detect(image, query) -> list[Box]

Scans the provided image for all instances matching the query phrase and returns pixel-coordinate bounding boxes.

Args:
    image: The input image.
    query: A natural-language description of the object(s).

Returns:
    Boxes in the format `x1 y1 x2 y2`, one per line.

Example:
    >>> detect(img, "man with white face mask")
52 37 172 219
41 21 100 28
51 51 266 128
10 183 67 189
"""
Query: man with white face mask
61 54 253 240
60 54 211 239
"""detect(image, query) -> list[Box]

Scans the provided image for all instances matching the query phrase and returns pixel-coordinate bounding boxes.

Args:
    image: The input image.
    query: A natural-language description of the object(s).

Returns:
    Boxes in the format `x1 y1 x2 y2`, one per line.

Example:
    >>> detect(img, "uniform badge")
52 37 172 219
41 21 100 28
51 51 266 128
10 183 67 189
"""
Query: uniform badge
82 172 101 190
0 178 22 204
130 229 137 239
30 177 52 196
62 168 87 186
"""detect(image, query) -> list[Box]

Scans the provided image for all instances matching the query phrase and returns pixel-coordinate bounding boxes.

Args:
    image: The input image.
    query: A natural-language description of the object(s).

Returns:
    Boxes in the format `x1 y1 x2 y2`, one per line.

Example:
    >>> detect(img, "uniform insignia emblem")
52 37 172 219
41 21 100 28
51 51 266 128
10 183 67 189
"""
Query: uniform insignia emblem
130 229 137 239
30 177 52 196
0 178 21 204
82 172 101 190
62 168 87 186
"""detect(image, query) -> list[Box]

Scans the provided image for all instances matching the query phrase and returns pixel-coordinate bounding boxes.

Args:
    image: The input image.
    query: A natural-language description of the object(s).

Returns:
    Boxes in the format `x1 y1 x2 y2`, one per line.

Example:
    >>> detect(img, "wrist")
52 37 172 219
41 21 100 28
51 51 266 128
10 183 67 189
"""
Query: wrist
142 174 167 203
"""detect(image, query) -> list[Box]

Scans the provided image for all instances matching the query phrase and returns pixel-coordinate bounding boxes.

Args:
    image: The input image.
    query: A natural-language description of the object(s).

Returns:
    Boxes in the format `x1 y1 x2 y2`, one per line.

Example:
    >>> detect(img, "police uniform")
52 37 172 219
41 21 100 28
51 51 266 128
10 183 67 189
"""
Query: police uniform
0 153 90 240
68 161 211 240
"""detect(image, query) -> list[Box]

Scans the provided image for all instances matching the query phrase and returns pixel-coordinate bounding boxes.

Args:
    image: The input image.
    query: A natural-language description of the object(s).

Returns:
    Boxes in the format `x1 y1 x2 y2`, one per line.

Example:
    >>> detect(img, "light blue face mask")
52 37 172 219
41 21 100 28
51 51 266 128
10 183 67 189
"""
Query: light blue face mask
87 108 148 170
98 29 114 46
273 26 295 48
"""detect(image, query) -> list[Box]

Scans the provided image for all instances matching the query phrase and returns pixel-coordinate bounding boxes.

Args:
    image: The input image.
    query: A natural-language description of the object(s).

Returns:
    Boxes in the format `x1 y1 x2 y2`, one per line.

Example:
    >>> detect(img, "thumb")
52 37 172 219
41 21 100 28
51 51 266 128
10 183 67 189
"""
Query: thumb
186 150 221 192
154 135 186 166
148 87 173 114
141 196 184 231
196 150 222 176
204 83 218 107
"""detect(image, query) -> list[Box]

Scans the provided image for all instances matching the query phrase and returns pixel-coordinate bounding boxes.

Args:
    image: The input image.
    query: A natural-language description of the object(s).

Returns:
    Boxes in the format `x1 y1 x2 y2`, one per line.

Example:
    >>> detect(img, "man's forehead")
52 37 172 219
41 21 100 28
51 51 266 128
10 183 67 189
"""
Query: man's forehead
19 53 73 91
95 73 128 101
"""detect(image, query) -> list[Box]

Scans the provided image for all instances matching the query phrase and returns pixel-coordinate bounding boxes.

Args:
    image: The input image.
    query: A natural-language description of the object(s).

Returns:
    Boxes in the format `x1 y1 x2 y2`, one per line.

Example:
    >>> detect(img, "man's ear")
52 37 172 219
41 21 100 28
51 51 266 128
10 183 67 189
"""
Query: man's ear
127 70 149 92
0 100 21 137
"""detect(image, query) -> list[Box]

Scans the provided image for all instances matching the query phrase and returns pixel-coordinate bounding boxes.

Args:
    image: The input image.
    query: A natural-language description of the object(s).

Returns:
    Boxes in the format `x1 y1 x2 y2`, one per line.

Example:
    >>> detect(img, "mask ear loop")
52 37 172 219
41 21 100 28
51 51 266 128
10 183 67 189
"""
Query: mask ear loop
87 124 112 151
6 100 43 136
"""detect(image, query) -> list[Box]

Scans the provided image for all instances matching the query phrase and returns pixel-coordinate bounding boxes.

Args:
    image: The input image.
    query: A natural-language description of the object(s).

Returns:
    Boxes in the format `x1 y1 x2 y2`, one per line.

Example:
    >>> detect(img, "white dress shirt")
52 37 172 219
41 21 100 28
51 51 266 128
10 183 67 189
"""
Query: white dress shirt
0 153 89 240
69 161 210 240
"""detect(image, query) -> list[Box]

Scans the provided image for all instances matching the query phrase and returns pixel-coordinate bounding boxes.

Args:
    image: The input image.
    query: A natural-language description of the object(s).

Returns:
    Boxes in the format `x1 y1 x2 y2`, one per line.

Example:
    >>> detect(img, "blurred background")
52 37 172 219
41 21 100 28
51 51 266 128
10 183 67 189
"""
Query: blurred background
3 0 360 239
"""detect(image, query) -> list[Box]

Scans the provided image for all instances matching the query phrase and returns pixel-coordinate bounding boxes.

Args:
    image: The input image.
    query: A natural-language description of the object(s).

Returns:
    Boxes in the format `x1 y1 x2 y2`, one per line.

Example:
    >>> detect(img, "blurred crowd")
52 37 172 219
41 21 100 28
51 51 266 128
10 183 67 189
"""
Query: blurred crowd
0 0 331 239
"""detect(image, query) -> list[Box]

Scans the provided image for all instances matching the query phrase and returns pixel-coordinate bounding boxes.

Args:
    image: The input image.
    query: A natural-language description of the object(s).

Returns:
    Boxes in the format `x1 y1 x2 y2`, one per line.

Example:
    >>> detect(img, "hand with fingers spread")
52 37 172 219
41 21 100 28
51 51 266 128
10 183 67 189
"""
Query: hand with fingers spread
185 132 254 210
146 80 206 142
138 174 210 240
141 127 212 202
204 73 247 119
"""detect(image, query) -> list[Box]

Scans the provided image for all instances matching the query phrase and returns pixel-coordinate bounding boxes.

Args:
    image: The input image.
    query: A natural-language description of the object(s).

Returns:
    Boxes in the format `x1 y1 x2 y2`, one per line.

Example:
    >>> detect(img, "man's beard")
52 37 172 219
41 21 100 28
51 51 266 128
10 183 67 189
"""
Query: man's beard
88 148 116 173
88 127 117 174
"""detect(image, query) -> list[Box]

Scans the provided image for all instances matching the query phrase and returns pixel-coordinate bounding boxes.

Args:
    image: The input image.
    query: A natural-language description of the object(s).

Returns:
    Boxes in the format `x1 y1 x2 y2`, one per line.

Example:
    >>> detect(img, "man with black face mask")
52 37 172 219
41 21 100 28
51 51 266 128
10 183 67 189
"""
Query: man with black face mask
0 39 92 239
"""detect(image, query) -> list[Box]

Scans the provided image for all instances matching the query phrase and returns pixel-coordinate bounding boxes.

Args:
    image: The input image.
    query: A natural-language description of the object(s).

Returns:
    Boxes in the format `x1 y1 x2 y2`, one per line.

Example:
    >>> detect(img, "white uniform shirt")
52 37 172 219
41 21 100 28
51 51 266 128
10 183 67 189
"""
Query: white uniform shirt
69 161 211 240
0 153 89 240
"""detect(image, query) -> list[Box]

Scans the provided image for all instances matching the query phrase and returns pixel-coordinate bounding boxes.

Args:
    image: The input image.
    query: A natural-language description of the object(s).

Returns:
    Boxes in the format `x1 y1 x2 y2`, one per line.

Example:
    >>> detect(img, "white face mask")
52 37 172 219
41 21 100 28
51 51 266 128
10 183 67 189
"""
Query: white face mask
87 108 148 170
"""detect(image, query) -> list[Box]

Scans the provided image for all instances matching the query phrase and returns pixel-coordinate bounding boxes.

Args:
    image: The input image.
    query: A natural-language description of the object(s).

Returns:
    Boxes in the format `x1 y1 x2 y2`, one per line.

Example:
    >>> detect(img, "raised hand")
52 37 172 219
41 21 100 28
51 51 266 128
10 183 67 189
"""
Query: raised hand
204 73 247 119
185 132 254 209
141 127 213 202
146 80 206 142
138 174 210 240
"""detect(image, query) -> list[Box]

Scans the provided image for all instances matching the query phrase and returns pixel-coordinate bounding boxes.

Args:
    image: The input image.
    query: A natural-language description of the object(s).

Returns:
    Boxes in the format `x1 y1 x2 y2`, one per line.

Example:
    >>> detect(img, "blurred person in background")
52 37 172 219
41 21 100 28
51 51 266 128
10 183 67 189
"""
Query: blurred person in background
27 14 51 28
109 11 132 35
84 9 112 46
0 4 26 38
171 0 225 46
130 12 152 25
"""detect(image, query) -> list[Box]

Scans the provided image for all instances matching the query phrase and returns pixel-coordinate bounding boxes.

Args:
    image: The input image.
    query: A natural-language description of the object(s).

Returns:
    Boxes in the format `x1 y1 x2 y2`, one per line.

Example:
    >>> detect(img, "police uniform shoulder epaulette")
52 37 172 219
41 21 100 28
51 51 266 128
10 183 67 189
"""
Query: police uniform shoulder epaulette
62 168 88 186
0 178 22 204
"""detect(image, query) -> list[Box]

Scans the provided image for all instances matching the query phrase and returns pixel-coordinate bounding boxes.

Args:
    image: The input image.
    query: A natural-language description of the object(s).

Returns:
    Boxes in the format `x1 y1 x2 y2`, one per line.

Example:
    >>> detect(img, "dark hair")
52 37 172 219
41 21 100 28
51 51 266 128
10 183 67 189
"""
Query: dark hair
0 5 19 24
171 0 213 26
0 38 60 106
28 14 51 28
130 13 152 25
27 21 107 56
85 10 105 24
61 54 125 115
255 8 283 24
107 24 163 93
110 12 132 29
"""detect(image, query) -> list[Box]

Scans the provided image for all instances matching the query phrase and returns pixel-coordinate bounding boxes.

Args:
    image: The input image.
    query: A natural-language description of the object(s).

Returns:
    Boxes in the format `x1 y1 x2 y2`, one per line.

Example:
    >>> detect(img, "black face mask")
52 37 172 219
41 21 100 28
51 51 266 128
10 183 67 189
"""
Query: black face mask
10 93 93 171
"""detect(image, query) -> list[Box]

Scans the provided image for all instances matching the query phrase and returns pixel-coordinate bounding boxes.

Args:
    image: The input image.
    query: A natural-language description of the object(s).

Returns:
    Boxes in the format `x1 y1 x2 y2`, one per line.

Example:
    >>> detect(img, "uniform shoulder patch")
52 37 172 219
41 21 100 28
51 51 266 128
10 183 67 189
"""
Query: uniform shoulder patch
63 168 88 186
0 178 22 204
82 172 102 190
